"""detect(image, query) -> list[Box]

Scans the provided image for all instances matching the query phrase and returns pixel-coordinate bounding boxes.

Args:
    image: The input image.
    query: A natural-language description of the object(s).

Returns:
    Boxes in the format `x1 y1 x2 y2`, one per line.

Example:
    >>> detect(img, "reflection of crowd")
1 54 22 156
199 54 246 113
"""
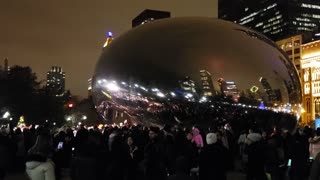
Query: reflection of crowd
2 120 320 180
98 95 297 134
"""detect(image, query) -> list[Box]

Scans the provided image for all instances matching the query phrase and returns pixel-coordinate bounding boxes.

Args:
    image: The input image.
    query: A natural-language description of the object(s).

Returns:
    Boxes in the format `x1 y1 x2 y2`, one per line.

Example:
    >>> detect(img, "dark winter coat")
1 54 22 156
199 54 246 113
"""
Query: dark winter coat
246 141 268 180
199 143 229 180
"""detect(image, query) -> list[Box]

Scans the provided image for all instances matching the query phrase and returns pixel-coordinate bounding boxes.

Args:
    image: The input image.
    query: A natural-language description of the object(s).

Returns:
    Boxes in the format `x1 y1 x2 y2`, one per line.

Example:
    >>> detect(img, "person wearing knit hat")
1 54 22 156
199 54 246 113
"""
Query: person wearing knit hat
206 133 217 145
199 132 230 180
246 132 268 180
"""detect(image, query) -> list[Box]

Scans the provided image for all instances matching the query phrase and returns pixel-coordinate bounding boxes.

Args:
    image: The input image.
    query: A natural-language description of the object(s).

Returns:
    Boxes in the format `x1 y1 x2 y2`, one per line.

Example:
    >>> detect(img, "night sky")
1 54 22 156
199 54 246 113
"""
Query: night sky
1 1 218 98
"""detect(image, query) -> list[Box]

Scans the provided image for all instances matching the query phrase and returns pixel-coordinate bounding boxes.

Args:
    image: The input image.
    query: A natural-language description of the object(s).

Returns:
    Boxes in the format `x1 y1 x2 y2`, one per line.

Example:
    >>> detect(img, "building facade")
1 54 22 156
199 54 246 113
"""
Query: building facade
132 9 171 28
276 35 303 74
200 70 215 97
301 40 320 124
219 0 320 41
46 66 66 96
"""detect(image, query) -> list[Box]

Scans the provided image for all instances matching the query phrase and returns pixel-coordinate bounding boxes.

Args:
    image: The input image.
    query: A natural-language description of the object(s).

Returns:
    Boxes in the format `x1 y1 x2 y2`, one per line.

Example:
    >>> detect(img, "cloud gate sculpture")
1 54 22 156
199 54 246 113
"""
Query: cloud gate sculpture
92 17 301 129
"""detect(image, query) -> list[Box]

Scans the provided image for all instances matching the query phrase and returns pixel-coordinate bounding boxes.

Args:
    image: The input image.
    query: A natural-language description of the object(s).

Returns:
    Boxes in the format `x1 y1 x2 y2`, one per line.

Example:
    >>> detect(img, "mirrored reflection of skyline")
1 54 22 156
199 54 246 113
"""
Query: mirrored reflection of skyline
93 17 301 125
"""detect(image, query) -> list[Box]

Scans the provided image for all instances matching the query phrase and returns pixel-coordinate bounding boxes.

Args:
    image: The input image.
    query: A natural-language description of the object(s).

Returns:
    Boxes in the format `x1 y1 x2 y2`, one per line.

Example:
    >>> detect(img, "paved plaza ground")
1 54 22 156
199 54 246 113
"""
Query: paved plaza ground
5 172 246 180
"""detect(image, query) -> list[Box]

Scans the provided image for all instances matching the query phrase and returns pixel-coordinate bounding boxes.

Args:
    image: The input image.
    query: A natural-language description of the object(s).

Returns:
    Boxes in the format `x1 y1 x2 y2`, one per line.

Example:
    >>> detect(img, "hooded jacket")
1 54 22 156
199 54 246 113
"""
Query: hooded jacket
26 160 55 180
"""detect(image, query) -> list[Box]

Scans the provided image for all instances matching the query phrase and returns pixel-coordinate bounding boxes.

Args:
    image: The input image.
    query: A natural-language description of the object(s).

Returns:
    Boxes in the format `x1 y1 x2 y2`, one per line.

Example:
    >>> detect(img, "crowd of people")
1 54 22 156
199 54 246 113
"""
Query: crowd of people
1 118 320 180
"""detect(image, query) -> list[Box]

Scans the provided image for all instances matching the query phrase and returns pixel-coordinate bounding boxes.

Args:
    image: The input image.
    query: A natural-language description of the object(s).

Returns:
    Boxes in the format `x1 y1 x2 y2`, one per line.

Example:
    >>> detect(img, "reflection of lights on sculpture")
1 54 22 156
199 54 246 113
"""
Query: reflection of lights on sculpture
152 88 159 92
2 111 10 119
156 92 165 97
250 86 259 93
140 86 148 91
170 92 176 97
199 96 207 103
66 116 72 121
105 82 120 92
93 17 302 126
97 80 102 84
82 115 87 120
185 93 193 99
102 90 112 99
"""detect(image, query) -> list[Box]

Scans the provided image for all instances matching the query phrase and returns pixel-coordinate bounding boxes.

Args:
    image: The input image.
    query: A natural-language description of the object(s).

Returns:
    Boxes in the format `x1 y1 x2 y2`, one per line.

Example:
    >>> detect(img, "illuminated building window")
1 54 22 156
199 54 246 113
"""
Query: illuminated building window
315 98 320 115
297 27 312 31
256 22 263 27
271 29 282 34
305 84 310 94
313 68 320 80
296 17 311 22
263 28 272 33
240 17 255 25
304 69 310 82
301 3 320 10
286 42 292 48
314 82 320 93
240 12 258 22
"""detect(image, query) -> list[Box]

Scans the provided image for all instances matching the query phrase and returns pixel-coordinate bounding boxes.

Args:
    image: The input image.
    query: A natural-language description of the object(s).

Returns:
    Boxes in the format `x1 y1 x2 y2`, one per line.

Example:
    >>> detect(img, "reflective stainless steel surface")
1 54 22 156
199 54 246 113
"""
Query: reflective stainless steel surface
92 17 301 126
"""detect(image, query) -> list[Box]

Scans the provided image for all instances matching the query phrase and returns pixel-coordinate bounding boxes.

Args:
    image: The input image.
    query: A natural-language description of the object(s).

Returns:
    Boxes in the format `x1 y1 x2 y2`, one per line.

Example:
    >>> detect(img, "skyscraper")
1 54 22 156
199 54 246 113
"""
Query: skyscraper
259 77 276 102
219 0 320 41
276 34 302 74
132 9 171 28
46 66 65 96
200 70 215 96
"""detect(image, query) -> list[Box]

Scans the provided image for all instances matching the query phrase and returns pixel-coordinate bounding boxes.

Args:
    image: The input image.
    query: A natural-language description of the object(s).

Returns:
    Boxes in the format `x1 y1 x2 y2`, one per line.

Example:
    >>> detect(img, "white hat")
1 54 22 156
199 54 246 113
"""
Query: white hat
247 133 262 143
206 133 217 145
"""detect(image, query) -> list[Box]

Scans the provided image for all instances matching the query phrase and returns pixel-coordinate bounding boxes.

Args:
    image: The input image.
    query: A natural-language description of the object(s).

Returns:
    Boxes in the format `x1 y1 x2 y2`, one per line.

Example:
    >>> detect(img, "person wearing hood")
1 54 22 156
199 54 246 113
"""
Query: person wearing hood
199 133 229 180
245 132 268 180
192 127 203 148
25 134 55 180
